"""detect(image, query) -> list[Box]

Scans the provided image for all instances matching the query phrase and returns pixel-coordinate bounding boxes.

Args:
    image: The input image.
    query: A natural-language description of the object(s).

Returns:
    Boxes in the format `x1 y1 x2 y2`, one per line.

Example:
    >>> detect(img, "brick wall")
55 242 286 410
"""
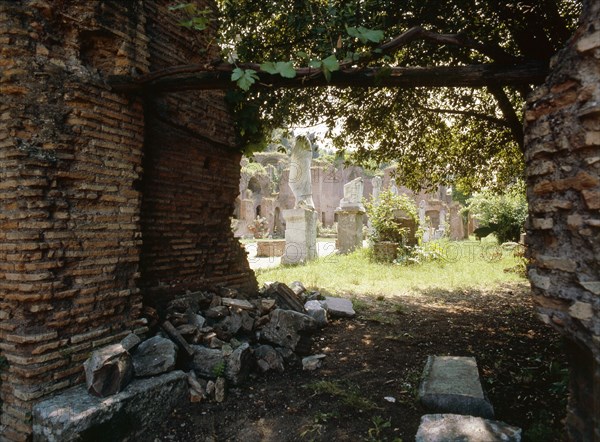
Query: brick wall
0 1 255 439
524 0 600 439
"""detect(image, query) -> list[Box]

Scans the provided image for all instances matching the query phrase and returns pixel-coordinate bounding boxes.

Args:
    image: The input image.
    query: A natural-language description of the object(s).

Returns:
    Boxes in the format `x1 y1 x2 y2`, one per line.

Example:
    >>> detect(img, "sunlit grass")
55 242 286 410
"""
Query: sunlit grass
255 239 525 297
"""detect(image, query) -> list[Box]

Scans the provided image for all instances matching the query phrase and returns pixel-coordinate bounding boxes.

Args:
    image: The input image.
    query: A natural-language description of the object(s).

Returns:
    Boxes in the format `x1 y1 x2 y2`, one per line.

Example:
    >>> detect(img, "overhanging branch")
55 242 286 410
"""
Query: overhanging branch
109 61 548 93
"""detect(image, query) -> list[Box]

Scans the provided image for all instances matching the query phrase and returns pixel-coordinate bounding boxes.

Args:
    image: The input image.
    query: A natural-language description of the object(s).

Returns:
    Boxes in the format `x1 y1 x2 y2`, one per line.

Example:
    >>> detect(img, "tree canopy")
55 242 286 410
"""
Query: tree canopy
112 1 581 192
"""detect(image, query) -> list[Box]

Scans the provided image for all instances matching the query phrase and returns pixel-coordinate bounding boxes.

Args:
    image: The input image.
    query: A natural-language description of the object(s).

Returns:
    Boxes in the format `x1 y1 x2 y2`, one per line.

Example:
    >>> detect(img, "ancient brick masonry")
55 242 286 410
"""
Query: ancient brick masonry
0 1 256 440
524 0 600 439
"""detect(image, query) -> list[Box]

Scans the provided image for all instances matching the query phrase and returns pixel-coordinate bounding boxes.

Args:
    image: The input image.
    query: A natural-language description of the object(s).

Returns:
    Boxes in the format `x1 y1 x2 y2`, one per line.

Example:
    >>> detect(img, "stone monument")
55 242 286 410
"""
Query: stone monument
372 176 382 202
282 134 318 264
335 177 366 254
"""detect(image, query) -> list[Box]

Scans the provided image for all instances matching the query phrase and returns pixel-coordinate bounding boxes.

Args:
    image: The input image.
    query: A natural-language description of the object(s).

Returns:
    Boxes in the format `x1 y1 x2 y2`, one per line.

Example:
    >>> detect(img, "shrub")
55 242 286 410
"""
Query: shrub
365 189 418 244
465 184 527 243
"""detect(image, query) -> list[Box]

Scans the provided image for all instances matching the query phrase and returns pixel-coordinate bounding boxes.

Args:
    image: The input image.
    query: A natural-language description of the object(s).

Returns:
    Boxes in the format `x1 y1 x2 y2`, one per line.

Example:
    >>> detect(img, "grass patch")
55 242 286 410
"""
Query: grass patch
256 239 525 297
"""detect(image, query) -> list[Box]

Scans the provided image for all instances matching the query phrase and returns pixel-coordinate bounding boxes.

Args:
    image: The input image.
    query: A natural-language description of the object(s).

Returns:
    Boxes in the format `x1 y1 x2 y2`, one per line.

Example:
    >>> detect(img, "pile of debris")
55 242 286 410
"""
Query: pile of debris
83 281 356 403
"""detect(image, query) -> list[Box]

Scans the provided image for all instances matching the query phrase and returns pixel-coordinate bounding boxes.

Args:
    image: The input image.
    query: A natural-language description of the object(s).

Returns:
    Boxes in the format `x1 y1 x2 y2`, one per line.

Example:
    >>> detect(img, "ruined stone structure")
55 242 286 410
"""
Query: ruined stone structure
524 1 599 439
0 1 255 439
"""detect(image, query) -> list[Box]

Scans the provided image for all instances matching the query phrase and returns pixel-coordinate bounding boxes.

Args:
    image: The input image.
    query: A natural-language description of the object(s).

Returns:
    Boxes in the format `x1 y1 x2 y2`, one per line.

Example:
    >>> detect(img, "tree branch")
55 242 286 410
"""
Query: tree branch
109 61 548 93
487 85 525 151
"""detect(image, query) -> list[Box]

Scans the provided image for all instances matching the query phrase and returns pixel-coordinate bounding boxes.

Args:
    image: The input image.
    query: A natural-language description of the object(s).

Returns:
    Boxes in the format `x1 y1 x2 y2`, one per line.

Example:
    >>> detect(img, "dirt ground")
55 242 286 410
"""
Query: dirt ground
149 282 568 442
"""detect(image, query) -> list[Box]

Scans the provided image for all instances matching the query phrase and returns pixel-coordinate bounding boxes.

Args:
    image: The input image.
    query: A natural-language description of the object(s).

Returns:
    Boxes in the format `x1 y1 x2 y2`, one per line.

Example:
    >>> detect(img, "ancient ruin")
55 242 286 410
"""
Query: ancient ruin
0 0 597 439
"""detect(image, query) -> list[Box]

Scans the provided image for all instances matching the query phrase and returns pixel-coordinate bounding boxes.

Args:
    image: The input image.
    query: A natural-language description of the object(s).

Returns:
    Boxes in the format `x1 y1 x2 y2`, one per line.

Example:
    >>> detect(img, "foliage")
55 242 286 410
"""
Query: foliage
210 0 580 192
365 189 418 243
241 161 268 177
465 184 528 243
394 242 445 266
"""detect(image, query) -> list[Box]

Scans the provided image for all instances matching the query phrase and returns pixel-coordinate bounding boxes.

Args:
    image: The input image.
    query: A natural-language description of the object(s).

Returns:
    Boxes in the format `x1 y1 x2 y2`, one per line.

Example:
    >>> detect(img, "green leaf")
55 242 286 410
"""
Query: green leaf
296 51 308 60
231 68 259 91
346 25 384 43
322 55 339 72
260 62 278 74
168 3 195 12
275 61 296 78
308 59 322 69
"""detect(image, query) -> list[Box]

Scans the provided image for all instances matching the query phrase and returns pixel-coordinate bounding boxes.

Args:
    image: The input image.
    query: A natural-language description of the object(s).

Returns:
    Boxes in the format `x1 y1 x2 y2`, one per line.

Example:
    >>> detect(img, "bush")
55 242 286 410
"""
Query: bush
365 189 418 244
465 184 527 243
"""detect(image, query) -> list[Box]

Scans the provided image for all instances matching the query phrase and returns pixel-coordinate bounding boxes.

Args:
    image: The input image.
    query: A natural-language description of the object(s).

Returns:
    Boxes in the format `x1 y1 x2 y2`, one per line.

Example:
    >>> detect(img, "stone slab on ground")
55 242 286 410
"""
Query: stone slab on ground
415 414 522 442
33 370 188 442
324 296 356 318
419 356 494 418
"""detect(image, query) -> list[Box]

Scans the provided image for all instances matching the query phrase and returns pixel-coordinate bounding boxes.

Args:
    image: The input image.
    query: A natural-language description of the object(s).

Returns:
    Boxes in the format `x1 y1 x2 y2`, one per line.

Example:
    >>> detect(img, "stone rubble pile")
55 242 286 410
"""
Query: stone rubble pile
83 282 355 403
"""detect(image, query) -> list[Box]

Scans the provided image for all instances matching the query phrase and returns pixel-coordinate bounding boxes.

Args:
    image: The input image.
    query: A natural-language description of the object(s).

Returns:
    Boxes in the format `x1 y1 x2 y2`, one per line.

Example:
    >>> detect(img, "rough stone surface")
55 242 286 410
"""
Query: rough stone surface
415 414 522 442
419 356 494 419
225 343 253 385
302 354 326 371
304 300 329 327
254 345 285 373
83 344 134 398
335 209 365 254
261 309 318 350
32 371 188 442
191 346 225 379
132 336 178 377
323 297 356 318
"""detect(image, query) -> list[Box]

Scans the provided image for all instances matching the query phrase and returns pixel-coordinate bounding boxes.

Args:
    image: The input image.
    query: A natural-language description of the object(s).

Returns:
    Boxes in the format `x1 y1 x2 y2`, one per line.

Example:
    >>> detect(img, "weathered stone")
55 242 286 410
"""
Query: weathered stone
528 269 551 290
214 312 243 341
415 414 522 442
335 209 365 253
132 336 178 378
419 356 494 419
161 320 194 357
215 377 226 403
222 297 255 310
33 371 188 442
579 280 600 295
302 354 326 371
187 371 207 403
254 345 285 373
83 343 134 398
282 208 318 265
205 305 230 319
240 311 255 333
191 345 225 379
187 312 206 329
537 255 577 272
304 300 328 327
289 281 307 296
225 342 253 385
260 298 277 315
268 281 306 312
260 309 318 350
569 302 594 321
323 296 356 318
120 333 141 352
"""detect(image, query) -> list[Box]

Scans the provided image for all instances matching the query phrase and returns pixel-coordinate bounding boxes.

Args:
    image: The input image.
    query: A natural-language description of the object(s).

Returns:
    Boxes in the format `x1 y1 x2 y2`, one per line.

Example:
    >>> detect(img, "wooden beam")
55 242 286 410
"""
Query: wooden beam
108 61 548 94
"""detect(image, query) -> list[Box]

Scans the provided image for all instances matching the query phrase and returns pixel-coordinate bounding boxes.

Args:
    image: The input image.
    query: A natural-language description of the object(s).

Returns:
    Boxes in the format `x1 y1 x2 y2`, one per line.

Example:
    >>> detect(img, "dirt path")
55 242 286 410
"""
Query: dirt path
149 282 567 442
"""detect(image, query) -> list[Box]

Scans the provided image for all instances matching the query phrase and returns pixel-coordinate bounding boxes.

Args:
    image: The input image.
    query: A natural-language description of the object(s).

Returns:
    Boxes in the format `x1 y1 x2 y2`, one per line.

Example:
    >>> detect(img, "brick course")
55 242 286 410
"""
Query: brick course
524 0 600 439
0 1 255 439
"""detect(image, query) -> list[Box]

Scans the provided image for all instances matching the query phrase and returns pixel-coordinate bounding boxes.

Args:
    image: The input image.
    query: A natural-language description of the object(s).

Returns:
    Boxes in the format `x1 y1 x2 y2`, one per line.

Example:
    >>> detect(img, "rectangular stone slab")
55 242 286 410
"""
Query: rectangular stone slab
415 414 522 442
33 370 188 442
418 356 494 418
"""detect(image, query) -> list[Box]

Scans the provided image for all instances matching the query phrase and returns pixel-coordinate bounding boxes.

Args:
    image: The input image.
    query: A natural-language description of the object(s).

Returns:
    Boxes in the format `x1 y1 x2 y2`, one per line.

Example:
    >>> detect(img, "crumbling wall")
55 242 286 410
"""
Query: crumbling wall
139 1 256 303
524 0 600 439
0 1 255 440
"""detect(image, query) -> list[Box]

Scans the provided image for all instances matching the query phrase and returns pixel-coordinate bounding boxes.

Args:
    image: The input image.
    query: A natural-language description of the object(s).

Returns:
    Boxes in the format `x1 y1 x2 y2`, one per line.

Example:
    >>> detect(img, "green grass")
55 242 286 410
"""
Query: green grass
255 239 525 297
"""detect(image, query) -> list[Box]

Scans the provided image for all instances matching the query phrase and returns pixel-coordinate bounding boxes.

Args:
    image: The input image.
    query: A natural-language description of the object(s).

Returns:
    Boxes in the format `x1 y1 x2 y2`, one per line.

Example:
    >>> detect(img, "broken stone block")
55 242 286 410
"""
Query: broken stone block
191 345 225 379
240 311 254 333
162 320 194 357
222 297 254 310
323 297 356 318
302 354 326 371
214 313 242 341
83 343 134 398
260 309 318 351
259 298 276 315
289 281 307 296
188 312 207 329
187 371 207 403
120 333 141 352
225 342 253 385
132 336 178 378
215 377 226 403
304 300 328 327
205 305 229 319
419 356 494 419
33 371 188 442
254 345 284 373
268 282 306 312
415 414 522 442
